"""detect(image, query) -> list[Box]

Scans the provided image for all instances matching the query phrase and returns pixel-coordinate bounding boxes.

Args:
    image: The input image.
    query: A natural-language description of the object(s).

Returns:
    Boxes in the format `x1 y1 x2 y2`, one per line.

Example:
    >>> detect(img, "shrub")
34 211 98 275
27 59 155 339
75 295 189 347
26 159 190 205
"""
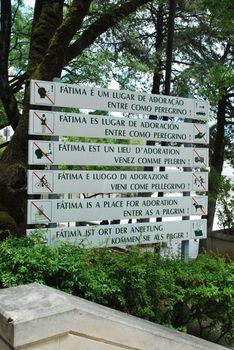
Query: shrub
0 236 233 346
216 176 234 235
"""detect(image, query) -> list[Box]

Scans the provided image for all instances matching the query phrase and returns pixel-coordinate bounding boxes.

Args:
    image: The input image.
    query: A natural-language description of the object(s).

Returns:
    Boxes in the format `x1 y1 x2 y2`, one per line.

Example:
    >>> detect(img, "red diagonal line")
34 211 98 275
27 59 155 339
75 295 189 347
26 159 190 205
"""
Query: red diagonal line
34 112 54 134
34 81 55 105
32 202 52 222
193 149 207 167
192 173 207 191
194 124 207 143
33 172 53 193
33 142 53 164
192 197 206 215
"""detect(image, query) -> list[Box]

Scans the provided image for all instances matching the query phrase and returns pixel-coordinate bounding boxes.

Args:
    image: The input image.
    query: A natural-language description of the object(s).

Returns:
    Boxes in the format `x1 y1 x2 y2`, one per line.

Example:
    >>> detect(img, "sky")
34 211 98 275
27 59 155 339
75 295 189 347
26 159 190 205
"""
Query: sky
24 0 34 8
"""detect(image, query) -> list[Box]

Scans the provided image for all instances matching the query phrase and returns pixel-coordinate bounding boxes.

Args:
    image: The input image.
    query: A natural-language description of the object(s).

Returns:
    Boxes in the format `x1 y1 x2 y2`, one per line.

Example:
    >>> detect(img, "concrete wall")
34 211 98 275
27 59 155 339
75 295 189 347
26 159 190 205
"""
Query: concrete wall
0 283 229 350
207 231 234 259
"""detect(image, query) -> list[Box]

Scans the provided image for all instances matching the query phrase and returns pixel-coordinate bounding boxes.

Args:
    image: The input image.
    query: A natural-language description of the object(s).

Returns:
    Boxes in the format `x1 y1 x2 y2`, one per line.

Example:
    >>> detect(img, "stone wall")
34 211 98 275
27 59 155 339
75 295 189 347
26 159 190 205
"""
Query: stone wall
0 283 229 350
207 230 234 259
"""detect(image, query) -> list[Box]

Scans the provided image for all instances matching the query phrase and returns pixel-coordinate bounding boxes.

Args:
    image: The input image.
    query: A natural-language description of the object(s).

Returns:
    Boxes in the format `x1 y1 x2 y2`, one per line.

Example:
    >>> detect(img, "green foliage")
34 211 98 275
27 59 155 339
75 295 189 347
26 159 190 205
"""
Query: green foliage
203 0 234 39
225 134 234 167
216 176 234 235
208 167 223 202
177 253 234 344
0 236 233 346
208 168 234 235
0 101 9 126
62 49 114 86
9 4 32 71
199 63 234 105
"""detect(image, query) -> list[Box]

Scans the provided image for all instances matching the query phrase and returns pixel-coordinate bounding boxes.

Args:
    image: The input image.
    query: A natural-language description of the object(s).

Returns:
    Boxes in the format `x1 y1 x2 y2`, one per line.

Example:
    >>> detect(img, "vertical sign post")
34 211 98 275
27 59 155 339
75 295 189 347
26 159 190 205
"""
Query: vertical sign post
48 78 60 229
181 153 192 262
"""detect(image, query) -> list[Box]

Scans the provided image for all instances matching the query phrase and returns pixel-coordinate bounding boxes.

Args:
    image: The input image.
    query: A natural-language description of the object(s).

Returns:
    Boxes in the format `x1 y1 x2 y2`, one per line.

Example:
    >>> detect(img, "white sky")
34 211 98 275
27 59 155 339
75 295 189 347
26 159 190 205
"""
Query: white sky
24 0 35 8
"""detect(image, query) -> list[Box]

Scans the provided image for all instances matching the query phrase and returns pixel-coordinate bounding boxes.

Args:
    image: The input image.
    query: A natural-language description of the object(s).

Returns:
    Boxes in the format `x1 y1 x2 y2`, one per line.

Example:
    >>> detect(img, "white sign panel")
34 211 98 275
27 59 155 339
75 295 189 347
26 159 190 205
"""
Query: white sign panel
27 170 208 194
27 219 207 247
30 80 209 120
27 196 208 224
29 110 209 144
28 140 209 168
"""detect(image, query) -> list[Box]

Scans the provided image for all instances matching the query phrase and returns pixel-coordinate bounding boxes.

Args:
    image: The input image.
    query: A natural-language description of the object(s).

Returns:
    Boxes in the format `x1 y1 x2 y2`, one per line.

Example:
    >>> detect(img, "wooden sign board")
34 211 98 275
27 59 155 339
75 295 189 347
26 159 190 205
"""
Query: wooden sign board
27 196 208 224
29 110 209 144
26 219 207 247
30 80 209 120
28 140 209 168
27 170 208 194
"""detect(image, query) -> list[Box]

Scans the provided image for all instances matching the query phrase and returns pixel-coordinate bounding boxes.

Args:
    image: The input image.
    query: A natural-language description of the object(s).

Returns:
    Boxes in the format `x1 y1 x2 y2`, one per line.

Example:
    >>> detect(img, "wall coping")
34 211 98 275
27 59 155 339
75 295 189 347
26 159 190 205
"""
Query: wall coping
0 283 229 349
209 230 234 242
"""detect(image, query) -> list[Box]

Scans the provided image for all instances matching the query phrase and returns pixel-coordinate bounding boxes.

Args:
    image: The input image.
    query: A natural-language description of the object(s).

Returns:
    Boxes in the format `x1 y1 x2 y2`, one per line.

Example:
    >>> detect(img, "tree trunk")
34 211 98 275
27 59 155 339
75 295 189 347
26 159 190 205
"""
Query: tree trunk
0 1 64 236
164 0 176 96
0 0 152 236
139 0 176 226
137 3 165 225
207 95 227 230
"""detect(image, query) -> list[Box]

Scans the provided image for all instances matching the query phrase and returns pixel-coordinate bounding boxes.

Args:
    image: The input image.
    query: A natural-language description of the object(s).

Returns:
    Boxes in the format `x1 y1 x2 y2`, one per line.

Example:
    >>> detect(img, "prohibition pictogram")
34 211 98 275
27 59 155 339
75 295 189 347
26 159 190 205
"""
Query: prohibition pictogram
193 148 207 167
32 171 53 193
31 201 52 223
33 142 54 164
34 81 55 105
192 197 206 215
192 173 207 191
33 111 54 134
193 124 208 143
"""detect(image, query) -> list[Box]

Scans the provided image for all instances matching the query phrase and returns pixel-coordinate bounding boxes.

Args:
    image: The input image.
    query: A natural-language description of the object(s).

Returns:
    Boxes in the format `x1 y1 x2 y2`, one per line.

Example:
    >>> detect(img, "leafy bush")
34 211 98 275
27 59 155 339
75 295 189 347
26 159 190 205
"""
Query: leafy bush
216 175 234 235
209 168 234 235
0 236 233 346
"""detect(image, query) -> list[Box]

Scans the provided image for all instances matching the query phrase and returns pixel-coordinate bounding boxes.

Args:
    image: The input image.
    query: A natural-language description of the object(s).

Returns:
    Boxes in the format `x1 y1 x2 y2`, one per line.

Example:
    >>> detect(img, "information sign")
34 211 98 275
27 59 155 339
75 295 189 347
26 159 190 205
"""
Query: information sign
27 170 208 194
28 79 210 251
28 140 209 168
30 80 209 120
29 110 209 144
27 195 208 224
27 219 207 247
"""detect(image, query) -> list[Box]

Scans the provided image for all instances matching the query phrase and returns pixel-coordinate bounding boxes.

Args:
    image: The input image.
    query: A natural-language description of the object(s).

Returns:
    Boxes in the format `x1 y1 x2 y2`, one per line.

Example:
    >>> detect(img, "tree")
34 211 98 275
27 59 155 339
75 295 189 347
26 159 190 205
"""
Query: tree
0 0 152 235
114 0 234 234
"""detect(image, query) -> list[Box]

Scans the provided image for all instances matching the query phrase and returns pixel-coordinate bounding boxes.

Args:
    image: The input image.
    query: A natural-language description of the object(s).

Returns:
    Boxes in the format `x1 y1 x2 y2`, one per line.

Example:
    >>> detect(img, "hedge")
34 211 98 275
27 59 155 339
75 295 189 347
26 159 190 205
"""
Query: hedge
0 236 233 346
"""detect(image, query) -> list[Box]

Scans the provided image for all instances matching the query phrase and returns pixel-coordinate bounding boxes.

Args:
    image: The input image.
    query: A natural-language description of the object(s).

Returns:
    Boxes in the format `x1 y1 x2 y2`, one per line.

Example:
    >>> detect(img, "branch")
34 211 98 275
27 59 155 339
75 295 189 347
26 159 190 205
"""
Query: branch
173 60 193 66
215 329 230 344
65 0 151 64
0 141 9 149
11 0 21 26
9 72 29 93
219 43 231 63
0 0 20 130
0 121 9 130
36 0 92 79
28 0 65 76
